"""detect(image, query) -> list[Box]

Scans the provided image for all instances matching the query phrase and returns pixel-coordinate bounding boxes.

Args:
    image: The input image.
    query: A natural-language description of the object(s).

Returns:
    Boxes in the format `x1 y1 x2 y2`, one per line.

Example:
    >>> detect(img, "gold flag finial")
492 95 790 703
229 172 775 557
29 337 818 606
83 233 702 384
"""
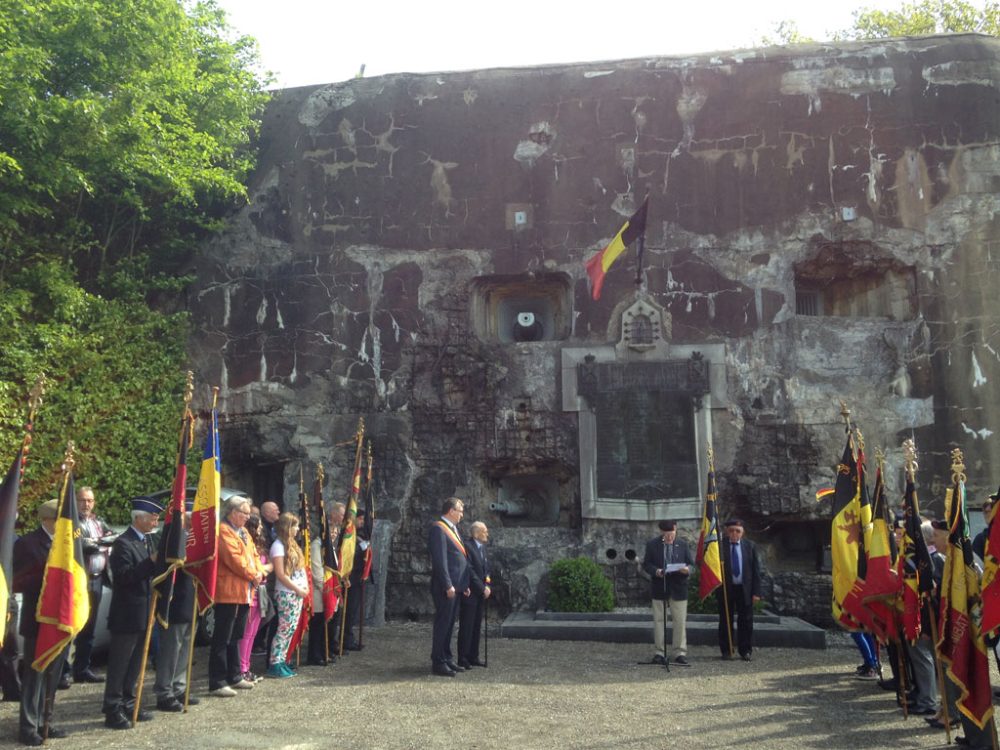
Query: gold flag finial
839 400 851 431
855 428 865 452
903 438 918 479
874 446 885 468
62 440 76 473
183 371 194 405
950 447 966 484
28 374 46 419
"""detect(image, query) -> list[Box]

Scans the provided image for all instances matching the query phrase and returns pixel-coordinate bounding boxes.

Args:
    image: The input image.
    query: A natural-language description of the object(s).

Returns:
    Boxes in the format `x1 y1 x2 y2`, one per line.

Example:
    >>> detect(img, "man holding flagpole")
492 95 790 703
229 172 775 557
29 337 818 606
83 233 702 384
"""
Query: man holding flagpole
102 497 162 730
14 500 66 746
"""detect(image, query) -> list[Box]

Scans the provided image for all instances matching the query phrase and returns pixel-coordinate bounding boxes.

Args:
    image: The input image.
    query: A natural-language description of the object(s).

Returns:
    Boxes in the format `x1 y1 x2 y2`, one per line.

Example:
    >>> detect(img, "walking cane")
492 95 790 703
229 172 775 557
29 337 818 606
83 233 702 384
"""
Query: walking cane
483 597 489 667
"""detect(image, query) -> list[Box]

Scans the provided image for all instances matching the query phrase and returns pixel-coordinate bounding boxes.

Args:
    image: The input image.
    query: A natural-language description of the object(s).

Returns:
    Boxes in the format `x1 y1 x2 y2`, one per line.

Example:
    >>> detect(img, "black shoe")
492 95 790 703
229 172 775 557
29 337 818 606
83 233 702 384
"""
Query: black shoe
176 694 199 706
46 727 67 739
56 675 71 690
651 654 667 665
74 670 105 684
446 661 466 672
673 655 691 667
432 664 456 677
307 658 327 666
741 653 752 662
877 679 898 691
468 659 487 667
105 712 132 730
910 706 937 716
926 718 960 729
457 660 472 669
135 709 153 722
721 653 734 661
156 698 184 712
18 732 43 747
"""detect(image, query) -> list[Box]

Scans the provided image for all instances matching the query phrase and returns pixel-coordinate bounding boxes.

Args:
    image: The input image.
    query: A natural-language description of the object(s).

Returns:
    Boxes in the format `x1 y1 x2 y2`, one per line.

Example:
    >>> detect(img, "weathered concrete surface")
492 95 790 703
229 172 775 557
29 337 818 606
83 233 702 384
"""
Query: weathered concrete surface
189 34 1000 626
2 623 987 750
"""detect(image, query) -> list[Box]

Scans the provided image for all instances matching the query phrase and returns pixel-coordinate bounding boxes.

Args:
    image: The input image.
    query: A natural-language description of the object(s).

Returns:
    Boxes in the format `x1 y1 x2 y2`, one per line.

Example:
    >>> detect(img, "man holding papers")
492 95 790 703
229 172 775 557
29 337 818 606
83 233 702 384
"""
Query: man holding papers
642 520 694 667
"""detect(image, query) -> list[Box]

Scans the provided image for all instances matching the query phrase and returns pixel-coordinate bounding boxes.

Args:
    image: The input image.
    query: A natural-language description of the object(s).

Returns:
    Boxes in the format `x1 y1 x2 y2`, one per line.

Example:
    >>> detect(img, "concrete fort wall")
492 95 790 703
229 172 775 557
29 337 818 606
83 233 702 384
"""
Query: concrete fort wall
188 34 1000 627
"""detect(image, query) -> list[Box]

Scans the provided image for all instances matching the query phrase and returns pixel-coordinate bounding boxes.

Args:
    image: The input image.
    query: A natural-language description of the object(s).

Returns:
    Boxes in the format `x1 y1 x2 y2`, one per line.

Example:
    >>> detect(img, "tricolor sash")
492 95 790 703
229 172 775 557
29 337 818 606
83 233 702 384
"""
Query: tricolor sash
436 521 467 557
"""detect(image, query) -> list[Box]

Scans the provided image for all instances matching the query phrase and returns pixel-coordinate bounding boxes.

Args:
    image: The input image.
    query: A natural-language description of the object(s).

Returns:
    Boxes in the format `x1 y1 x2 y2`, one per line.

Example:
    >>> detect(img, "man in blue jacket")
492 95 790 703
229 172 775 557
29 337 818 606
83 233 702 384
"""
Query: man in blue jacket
428 497 470 677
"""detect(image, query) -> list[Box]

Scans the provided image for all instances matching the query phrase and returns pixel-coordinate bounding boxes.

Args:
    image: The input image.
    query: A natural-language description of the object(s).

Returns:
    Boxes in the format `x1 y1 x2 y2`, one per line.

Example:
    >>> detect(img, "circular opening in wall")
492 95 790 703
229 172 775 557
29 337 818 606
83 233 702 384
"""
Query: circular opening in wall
605 548 618 560
624 548 637 561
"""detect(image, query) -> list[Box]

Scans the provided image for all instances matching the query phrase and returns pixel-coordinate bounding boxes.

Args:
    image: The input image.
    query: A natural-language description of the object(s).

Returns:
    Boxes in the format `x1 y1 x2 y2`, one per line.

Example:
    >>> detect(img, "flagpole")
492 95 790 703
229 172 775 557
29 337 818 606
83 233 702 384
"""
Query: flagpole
183 584 198 712
915 446 950 745
633 194 648 290
133 589 159 725
358 440 373 650
40 438 71 743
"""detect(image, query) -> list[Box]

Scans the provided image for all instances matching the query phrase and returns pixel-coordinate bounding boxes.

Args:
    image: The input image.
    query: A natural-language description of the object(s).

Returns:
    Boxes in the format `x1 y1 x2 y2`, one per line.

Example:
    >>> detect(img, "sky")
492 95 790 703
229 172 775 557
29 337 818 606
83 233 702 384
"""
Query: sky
213 0 922 89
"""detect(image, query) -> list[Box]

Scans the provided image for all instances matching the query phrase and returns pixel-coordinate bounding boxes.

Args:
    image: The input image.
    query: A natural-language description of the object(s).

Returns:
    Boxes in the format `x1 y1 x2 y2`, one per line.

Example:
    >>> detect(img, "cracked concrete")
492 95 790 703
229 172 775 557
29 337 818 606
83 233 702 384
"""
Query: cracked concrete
188 34 1000 628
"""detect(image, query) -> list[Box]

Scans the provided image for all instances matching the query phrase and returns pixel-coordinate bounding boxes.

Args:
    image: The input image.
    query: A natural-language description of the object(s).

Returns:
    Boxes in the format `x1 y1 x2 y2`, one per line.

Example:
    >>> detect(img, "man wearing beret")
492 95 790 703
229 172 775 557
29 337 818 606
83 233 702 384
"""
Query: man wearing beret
14 500 68 746
717 518 762 661
642 520 694 667
102 497 161 730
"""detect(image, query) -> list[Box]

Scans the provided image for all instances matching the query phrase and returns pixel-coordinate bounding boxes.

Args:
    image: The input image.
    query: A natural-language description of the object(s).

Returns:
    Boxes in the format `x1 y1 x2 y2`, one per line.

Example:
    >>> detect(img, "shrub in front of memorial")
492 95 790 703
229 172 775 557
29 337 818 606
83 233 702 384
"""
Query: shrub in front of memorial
547 557 615 612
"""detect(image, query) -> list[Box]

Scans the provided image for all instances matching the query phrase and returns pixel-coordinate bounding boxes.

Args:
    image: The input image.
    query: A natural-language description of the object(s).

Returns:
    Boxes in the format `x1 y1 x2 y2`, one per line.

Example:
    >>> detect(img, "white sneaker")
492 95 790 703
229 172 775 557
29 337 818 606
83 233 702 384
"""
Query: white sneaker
231 679 254 690
210 685 237 697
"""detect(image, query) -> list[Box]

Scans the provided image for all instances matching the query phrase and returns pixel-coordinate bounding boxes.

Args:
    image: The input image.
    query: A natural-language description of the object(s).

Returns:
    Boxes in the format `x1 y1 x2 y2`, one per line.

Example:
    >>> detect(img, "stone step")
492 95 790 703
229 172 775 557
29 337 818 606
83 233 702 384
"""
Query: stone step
499 610 826 649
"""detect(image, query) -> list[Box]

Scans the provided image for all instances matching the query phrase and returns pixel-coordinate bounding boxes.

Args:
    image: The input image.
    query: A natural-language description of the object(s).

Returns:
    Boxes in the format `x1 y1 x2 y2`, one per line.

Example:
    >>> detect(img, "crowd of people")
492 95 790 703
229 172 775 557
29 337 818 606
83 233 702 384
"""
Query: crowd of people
7 489 372 746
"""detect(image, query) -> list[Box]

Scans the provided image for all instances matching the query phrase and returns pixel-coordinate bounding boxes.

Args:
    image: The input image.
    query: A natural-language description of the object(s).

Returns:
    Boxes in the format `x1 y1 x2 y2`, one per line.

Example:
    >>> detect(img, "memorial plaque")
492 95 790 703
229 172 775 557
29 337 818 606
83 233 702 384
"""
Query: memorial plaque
594 391 699 500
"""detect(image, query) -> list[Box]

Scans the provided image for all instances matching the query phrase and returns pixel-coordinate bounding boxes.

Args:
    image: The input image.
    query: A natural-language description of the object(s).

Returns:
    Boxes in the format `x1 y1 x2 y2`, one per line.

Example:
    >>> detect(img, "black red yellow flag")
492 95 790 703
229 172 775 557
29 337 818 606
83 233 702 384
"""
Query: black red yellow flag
33 467 89 671
937 457 993 729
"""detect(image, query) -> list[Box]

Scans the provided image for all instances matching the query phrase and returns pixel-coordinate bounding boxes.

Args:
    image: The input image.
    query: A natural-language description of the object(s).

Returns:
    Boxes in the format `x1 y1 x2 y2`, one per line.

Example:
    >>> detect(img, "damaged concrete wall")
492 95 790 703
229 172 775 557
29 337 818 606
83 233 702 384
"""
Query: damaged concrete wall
188 34 1000 627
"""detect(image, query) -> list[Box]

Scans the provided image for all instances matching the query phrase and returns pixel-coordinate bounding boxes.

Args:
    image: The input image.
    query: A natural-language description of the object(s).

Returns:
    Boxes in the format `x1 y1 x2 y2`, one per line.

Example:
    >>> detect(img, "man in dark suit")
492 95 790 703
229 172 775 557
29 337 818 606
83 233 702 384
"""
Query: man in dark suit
457 521 491 668
428 497 470 677
102 497 162 730
716 518 762 661
14 500 68 746
642 520 694 667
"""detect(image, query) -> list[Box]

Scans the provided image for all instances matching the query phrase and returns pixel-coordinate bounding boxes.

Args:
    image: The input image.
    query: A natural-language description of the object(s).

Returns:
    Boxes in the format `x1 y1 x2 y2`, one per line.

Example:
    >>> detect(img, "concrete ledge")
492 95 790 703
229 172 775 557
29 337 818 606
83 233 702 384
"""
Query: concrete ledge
500 611 826 649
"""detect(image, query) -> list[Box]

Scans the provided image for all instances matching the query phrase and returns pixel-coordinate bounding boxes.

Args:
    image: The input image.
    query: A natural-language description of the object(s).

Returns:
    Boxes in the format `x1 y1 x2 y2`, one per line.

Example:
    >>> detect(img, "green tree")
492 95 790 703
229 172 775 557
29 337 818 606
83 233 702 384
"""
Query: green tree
0 0 270 285
761 0 999 45
0 0 269 521
840 0 1000 39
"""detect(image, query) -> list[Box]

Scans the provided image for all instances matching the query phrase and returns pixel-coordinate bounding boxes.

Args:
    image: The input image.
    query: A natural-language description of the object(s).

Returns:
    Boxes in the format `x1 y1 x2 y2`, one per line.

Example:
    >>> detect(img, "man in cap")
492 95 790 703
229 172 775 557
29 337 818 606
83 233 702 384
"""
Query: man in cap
13 500 69 746
71 485 115 684
642 520 694 667
716 518 762 661
102 496 161 730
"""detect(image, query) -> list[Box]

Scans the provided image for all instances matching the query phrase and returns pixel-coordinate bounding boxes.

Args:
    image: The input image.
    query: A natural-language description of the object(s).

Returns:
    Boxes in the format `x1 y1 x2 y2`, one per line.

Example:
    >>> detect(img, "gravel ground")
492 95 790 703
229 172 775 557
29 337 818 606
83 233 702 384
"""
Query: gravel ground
0 622 988 750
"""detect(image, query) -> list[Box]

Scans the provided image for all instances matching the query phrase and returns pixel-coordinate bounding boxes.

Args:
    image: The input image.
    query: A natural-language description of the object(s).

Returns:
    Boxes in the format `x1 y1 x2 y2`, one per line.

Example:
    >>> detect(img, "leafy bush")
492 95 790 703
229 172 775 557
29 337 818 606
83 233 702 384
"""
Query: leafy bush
547 557 615 612
0 263 190 525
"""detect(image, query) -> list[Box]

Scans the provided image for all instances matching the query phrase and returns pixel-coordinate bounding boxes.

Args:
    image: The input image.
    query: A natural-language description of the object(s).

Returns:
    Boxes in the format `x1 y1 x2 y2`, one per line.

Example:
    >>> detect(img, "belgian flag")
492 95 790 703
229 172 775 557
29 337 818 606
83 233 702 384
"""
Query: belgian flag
33 469 89 671
696 463 722 600
859 462 899 642
585 198 648 301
